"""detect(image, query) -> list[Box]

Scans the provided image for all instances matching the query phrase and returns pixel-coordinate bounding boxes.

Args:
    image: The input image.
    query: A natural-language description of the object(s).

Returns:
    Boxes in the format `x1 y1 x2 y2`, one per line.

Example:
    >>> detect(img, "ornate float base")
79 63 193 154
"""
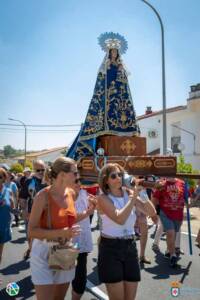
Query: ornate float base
98 135 146 156
78 155 177 182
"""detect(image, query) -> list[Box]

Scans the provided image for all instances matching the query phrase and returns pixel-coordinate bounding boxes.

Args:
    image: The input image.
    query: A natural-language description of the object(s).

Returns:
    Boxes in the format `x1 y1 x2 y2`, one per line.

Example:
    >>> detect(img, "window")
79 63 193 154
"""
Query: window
171 136 181 153
148 130 158 138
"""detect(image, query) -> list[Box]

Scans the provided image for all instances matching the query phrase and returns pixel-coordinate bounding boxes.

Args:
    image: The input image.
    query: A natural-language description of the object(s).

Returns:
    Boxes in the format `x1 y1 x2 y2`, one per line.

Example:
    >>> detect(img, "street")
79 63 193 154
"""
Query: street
0 212 200 300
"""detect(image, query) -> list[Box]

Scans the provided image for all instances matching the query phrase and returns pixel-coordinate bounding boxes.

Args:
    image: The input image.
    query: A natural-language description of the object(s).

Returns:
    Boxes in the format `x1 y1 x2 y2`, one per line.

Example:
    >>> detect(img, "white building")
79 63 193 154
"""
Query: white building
15 146 67 165
137 84 200 170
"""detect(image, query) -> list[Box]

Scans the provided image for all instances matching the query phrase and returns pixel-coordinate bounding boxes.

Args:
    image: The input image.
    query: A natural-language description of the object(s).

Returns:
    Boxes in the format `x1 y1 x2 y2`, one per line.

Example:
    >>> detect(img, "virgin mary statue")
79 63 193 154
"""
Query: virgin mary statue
67 32 140 160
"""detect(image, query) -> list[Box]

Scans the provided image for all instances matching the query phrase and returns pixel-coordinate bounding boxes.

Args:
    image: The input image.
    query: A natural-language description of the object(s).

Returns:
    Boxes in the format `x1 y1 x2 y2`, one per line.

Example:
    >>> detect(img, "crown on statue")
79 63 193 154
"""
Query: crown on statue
98 32 128 54
171 281 181 288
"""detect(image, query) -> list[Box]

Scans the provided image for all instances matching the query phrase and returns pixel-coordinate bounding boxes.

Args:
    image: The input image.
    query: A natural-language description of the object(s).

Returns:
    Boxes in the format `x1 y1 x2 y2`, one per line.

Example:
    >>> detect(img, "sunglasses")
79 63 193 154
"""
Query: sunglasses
109 172 123 180
0 176 4 179
75 178 81 184
73 171 78 176
36 169 45 173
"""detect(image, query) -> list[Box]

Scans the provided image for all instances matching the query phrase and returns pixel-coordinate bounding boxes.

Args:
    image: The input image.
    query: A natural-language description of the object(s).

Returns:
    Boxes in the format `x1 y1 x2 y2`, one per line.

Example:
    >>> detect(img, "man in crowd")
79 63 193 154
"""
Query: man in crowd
20 160 46 259
152 177 185 268
18 167 32 223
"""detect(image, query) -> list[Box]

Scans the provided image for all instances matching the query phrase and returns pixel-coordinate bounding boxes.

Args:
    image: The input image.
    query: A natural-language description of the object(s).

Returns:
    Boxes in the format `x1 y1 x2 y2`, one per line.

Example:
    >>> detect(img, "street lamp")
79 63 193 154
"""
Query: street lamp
140 0 167 155
8 118 27 167
171 124 196 155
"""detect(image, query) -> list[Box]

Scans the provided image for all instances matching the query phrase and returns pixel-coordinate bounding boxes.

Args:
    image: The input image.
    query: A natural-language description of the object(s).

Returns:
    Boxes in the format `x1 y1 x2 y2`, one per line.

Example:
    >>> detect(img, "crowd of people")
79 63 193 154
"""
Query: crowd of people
0 159 200 300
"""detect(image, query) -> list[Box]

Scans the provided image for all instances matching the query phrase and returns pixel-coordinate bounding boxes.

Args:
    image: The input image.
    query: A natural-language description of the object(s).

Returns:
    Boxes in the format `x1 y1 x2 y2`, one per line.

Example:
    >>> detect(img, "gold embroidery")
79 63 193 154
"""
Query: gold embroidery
120 139 136 155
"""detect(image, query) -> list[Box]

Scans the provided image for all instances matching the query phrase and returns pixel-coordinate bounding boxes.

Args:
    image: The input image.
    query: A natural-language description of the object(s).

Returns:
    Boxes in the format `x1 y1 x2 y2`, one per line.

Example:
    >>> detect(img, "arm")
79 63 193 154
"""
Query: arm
76 207 94 222
97 191 136 225
76 194 96 222
12 183 19 208
16 190 19 208
28 190 80 240
151 195 159 207
135 197 157 217
9 191 15 209
134 188 158 224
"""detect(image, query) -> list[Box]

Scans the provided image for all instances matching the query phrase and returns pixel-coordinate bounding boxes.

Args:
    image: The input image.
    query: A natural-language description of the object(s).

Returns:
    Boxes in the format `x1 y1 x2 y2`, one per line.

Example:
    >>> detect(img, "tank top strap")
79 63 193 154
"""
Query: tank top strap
123 190 129 204
108 189 129 203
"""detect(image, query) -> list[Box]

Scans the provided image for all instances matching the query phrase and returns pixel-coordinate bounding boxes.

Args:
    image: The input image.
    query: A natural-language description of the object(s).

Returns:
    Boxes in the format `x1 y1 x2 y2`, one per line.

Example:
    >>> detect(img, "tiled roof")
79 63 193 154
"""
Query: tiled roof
137 105 187 120
15 146 67 159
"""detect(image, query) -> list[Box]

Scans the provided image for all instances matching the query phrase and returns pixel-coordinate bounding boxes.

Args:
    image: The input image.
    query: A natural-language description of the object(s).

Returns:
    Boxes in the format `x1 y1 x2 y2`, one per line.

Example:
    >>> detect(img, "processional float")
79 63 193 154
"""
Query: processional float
67 32 200 254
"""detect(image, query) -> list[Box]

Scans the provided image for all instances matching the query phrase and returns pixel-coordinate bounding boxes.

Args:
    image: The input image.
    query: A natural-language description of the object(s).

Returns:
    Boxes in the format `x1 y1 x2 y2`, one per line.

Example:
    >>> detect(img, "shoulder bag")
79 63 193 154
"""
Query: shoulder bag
45 189 79 271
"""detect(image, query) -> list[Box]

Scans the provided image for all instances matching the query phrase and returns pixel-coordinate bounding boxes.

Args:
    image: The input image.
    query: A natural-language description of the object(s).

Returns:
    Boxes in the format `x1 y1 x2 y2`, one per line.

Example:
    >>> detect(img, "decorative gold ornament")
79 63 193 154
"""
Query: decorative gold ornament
120 139 136 155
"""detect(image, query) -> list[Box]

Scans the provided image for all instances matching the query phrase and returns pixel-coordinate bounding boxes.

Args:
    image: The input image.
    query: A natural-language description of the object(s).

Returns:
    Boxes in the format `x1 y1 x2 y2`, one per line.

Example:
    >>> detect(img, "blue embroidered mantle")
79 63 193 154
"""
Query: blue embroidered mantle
67 61 140 160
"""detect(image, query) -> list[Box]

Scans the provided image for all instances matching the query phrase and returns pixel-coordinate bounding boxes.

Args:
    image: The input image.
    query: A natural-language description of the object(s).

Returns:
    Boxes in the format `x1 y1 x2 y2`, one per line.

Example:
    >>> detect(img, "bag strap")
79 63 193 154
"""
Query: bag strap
45 188 52 229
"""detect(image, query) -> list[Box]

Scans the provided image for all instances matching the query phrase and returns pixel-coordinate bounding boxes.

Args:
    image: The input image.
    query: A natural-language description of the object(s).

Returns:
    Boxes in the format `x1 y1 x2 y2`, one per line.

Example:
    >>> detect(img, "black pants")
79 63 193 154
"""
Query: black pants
72 252 88 295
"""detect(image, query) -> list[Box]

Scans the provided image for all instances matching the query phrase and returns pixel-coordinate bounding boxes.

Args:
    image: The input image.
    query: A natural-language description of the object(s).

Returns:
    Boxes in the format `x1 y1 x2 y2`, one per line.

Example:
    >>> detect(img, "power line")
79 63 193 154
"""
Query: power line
0 127 79 133
0 123 81 127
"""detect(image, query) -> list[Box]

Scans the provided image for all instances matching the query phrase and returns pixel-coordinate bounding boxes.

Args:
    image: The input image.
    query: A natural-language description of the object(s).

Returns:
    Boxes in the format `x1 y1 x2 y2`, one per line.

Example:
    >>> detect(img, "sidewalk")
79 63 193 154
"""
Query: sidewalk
182 207 200 235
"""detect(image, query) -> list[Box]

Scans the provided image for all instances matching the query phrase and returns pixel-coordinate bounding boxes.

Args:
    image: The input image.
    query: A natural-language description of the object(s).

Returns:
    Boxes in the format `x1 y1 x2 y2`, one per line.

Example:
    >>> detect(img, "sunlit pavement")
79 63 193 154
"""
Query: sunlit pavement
0 212 200 299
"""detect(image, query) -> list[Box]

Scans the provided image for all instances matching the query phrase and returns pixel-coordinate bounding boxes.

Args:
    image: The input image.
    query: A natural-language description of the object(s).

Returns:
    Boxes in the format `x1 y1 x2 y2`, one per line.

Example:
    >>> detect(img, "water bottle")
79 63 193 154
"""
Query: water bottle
139 189 149 203
123 173 136 188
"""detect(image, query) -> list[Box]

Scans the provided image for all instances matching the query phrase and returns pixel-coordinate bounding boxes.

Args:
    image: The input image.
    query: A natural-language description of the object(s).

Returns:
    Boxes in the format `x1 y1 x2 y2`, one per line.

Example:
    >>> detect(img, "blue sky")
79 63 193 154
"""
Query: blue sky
0 0 200 151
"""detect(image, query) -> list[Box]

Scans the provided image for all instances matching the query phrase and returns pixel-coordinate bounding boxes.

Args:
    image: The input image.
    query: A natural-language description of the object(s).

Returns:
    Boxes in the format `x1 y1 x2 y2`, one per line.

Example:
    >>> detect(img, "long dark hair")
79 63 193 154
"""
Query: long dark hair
108 48 119 61
98 163 124 194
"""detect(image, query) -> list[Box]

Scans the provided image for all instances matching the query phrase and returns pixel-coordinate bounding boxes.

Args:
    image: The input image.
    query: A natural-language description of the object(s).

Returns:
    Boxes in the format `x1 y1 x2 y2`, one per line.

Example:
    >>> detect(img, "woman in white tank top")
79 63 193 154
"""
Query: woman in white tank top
97 163 156 300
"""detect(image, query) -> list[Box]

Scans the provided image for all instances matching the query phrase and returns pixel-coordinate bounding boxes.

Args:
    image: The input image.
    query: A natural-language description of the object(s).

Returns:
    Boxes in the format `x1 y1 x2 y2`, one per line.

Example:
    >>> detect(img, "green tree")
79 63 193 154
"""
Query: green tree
25 160 33 170
177 154 199 188
3 145 16 157
10 163 23 173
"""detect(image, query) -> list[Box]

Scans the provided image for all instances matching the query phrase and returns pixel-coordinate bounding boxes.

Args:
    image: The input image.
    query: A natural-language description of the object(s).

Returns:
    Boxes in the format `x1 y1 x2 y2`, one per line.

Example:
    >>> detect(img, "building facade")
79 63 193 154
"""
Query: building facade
15 147 67 165
137 84 200 170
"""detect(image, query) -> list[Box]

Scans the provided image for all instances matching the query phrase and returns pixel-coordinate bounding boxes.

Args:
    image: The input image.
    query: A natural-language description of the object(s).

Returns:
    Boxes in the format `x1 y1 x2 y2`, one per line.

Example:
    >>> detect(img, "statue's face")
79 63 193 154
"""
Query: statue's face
110 48 118 59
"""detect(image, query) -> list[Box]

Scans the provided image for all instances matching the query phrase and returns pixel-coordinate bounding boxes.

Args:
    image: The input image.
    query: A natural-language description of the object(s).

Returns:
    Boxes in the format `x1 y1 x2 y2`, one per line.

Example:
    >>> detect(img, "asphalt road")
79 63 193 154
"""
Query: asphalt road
0 212 200 300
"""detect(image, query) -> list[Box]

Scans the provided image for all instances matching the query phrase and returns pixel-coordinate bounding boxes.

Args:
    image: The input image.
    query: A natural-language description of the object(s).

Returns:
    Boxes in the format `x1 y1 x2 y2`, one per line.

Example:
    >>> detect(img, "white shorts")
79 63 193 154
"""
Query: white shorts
30 239 75 285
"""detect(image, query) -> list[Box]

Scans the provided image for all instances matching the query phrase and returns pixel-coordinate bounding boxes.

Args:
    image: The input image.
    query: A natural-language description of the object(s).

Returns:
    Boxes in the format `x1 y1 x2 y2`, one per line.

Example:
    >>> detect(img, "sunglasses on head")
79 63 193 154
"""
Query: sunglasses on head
36 169 45 173
109 172 123 180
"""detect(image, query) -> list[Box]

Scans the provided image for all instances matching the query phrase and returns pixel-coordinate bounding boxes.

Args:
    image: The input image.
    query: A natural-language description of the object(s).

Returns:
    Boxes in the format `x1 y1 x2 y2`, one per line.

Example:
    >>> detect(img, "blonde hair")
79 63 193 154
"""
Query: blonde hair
98 163 124 194
50 157 76 179
44 168 53 185
0 168 7 182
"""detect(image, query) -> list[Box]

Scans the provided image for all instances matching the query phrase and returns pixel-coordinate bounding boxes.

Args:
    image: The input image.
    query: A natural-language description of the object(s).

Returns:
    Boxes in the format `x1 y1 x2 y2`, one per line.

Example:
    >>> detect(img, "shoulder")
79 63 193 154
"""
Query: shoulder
79 189 87 197
76 189 87 203
11 182 18 191
25 177 34 185
176 179 184 185
97 193 109 203
3 186 12 195
34 187 49 203
65 187 76 203
11 181 17 187
152 188 162 198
